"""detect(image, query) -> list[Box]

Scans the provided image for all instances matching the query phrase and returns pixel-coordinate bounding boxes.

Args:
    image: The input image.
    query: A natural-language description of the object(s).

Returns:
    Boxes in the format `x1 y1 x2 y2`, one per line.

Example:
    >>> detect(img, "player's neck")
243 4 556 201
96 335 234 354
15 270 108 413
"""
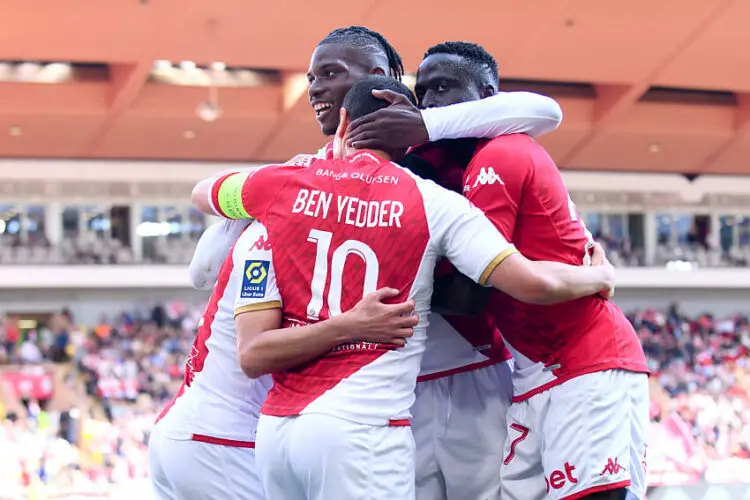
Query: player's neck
344 146 392 162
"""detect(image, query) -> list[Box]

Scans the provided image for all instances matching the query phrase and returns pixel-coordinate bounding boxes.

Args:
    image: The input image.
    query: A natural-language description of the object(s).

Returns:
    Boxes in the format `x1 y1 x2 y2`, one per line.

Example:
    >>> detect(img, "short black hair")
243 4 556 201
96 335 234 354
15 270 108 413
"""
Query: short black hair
424 41 499 89
342 75 416 122
319 26 405 80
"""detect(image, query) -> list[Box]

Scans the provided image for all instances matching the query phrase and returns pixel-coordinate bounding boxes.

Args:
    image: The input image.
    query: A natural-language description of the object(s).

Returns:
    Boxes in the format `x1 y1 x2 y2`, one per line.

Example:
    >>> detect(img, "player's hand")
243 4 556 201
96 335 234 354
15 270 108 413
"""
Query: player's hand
346 90 429 152
342 287 418 347
591 243 615 300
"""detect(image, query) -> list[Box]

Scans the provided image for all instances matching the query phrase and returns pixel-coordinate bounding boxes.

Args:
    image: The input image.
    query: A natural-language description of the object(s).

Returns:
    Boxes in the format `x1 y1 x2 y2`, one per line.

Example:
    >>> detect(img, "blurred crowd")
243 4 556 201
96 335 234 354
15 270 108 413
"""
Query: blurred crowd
1 302 750 494
0 303 200 497
634 306 750 462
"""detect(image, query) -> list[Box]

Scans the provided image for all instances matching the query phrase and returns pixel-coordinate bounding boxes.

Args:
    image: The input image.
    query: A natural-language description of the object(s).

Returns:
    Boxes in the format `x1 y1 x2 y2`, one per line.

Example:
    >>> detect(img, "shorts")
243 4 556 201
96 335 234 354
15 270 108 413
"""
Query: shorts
412 361 513 500
256 413 415 500
500 370 649 500
148 426 264 500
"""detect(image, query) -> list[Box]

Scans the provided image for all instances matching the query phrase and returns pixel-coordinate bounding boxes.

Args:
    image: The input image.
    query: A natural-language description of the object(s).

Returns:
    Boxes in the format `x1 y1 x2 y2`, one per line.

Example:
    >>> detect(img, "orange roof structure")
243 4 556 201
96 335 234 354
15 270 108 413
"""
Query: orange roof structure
1 0 749 174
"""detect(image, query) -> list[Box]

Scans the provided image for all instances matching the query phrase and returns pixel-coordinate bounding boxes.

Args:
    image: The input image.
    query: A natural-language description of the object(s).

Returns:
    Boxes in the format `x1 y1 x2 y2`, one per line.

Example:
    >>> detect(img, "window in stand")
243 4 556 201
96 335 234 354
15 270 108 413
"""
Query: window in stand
605 213 627 242
583 212 601 239
139 205 161 263
83 206 111 240
739 216 750 247
656 213 673 246
187 207 207 239
673 214 693 245
0 205 22 246
62 207 81 239
719 216 735 253
163 206 183 241
26 205 46 246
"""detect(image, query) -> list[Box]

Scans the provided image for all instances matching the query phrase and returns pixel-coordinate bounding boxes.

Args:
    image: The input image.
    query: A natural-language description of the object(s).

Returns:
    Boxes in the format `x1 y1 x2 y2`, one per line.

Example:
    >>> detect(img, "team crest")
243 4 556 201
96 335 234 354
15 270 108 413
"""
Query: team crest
241 260 270 298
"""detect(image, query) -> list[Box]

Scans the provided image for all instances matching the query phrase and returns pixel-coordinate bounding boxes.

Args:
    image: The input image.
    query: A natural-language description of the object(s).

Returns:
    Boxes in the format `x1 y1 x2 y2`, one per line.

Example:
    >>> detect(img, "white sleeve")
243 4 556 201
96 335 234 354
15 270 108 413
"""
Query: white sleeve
233 222 282 316
188 220 252 289
421 91 563 141
422 180 518 285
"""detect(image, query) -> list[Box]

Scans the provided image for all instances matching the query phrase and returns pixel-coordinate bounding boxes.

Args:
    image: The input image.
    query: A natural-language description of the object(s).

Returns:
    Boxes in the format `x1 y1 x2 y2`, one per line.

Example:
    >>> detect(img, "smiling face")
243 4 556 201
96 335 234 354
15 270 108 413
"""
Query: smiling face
414 53 486 109
307 43 385 136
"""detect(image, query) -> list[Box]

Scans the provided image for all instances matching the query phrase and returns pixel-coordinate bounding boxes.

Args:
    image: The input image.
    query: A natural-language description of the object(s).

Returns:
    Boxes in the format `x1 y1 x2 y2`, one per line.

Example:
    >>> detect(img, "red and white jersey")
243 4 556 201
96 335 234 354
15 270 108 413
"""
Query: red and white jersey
209 151 516 425
319 140 511 382
461 134 648 401
154 222 274 444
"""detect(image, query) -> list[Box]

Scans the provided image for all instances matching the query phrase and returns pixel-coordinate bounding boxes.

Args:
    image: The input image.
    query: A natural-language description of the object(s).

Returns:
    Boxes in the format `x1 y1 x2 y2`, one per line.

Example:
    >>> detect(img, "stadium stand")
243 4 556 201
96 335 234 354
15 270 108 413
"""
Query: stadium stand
2 304 750 496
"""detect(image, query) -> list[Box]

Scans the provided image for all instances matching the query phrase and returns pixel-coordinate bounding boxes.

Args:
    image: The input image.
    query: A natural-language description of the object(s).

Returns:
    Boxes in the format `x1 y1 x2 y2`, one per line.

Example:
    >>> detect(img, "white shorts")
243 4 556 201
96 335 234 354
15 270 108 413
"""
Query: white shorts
148 426 264 500
412 361 513 500
500 370 649 500
256 413 415 500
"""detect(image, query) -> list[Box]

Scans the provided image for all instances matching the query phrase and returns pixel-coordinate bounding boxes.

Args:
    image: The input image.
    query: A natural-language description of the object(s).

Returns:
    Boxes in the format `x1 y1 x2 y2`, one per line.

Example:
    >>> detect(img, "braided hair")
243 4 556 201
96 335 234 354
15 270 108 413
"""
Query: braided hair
318 26 404 80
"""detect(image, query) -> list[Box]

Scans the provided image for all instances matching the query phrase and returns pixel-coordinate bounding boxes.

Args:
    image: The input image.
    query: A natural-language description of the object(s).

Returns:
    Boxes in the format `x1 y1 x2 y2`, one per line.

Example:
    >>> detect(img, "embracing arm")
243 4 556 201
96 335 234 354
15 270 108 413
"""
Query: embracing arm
483 246 614 306
188 220 252 289
236 309 351 379
423 92 563 140
236 288 418 379
346 90 562 151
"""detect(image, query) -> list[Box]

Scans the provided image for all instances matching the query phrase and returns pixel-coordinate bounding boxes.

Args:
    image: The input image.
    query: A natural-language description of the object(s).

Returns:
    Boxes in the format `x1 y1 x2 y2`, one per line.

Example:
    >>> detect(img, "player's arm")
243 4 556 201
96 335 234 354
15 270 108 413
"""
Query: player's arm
432 189 613 305
191 164 286 221
345 90 562 151
236 288 418 379
421 91 563 140
188 220 252 289
483 245 614 305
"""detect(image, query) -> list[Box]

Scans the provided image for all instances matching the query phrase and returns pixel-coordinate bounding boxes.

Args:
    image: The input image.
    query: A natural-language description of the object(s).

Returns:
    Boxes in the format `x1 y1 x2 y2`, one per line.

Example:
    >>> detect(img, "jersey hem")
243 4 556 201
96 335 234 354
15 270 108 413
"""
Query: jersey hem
511 361 650 402
191 434 256 448
479 246 518 285
559 479 631 500
234 301 282 317
260 408 410 427
417 358 501 382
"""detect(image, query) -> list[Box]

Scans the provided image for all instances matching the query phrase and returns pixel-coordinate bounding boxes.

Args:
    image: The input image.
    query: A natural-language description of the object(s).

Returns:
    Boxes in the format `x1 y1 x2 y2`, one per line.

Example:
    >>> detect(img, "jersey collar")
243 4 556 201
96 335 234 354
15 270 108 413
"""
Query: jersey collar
345 151 389 165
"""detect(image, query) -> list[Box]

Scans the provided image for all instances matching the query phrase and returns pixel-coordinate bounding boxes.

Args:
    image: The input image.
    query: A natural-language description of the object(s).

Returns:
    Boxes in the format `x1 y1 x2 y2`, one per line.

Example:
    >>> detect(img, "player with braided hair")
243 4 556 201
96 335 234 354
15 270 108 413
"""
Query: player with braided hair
318 26 405 79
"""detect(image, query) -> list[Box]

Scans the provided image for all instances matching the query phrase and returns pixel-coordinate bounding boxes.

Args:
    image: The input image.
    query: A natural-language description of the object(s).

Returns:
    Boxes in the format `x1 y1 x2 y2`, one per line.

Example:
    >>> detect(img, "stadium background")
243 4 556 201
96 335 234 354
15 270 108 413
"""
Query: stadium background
2 1 750 498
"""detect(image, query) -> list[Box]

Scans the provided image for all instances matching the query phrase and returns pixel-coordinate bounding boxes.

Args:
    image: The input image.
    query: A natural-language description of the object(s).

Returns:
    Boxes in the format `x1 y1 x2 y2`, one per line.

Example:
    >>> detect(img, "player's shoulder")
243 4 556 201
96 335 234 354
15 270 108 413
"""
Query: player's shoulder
474 134 543 161
233 222 271 256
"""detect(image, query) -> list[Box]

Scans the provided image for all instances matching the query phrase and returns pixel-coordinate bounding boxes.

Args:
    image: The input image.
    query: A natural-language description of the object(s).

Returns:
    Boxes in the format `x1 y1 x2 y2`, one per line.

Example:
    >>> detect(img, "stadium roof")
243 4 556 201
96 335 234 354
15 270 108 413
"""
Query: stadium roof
1 0 749 174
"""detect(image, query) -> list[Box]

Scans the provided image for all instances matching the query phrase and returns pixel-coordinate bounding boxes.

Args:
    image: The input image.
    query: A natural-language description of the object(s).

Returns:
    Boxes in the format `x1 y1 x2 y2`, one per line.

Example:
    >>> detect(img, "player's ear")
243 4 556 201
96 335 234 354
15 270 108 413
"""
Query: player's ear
333 108 349 159
370 66 386 76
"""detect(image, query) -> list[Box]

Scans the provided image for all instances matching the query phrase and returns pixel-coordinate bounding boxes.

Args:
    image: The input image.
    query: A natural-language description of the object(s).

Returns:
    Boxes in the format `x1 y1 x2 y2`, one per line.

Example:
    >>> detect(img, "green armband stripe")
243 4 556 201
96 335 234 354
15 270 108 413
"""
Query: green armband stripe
217 173 252 219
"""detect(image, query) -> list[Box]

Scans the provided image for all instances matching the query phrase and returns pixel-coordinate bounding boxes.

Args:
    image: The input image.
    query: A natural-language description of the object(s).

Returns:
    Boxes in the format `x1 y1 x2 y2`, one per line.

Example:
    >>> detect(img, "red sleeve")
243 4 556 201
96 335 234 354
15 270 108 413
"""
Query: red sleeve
210 164 299 221
461 136 533 239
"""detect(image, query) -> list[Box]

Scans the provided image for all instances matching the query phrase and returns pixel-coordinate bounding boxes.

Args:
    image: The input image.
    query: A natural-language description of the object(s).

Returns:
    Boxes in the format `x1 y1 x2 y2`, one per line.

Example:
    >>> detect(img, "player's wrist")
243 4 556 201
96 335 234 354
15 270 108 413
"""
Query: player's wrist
327 313 356 344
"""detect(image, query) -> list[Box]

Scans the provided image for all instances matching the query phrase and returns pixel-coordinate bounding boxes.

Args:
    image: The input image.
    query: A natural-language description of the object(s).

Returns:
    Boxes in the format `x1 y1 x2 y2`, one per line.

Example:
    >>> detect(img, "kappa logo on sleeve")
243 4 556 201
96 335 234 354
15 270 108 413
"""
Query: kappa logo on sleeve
241 260 270 298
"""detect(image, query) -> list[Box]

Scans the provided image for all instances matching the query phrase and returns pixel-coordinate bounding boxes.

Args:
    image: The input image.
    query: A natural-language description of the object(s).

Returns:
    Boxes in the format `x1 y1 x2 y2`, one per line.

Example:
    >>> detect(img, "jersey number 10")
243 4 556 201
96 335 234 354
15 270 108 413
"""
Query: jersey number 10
305 229 380 321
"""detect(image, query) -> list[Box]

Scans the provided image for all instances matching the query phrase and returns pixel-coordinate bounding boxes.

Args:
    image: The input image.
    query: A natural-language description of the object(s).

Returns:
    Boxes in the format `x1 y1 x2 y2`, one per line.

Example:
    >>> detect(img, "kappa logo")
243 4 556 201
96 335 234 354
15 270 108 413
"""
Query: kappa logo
472 167 504 187
250 235 272 251
600 457 626 476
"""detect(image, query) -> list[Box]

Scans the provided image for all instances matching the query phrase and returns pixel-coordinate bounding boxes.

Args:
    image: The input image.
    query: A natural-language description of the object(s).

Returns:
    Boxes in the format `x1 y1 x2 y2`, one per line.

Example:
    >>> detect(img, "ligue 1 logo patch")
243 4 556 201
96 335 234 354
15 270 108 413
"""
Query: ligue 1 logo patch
241 260 270 298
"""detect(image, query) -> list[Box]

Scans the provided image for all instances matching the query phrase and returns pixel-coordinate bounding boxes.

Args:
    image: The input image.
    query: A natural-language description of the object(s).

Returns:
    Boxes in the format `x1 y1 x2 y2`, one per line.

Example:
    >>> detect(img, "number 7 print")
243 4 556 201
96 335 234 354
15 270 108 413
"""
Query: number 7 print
503 423 530 465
